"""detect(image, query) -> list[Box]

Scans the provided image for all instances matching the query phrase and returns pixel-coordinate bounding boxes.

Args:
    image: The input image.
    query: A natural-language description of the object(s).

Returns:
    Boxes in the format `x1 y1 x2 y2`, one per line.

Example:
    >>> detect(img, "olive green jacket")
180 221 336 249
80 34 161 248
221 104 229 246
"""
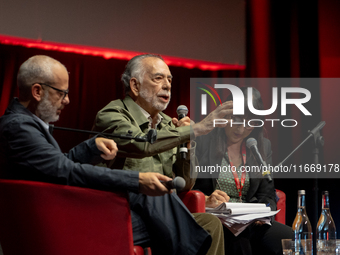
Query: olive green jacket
93 96 197 191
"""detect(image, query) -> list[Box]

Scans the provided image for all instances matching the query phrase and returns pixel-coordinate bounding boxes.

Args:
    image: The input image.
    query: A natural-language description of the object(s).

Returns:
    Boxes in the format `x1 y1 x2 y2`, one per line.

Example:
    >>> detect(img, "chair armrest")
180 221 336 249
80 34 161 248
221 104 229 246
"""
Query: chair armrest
275 189 286 225
178 190 206 213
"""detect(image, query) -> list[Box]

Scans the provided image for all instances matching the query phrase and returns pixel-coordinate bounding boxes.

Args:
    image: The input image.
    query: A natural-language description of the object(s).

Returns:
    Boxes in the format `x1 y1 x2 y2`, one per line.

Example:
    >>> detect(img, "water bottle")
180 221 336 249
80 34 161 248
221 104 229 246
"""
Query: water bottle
316 191 337 255
292 190 313 255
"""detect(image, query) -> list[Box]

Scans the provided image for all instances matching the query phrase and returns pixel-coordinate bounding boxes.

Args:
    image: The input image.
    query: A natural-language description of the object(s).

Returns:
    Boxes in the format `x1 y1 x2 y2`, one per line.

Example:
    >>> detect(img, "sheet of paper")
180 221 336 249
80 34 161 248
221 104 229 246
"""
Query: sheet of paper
208 210 280 236
206 202 270 215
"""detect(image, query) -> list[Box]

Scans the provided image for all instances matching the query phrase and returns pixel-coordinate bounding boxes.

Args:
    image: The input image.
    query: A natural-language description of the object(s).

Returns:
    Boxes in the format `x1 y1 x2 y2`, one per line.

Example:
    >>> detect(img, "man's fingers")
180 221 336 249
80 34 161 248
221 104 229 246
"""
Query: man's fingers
101 151 117 160
176 116 191 127
220 100 233 108
139 173 172 196
215 101 233 118
96 138 118 152
100 145 111 155
155 173 172 182
154 179 172 193
172 118 179 126
97 139 118 160
99 146 113 160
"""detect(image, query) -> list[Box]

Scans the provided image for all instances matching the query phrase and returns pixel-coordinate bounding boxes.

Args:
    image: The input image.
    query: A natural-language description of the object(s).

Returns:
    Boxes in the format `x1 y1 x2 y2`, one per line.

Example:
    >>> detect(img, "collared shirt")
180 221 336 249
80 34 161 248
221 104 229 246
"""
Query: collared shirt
136 104 163 129
32 114 50 132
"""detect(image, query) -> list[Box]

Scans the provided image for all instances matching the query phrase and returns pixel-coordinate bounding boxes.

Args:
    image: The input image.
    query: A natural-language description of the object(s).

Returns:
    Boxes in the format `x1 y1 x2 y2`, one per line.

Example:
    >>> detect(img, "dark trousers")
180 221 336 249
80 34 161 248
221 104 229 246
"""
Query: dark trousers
129 192 212 255
223 221 293 255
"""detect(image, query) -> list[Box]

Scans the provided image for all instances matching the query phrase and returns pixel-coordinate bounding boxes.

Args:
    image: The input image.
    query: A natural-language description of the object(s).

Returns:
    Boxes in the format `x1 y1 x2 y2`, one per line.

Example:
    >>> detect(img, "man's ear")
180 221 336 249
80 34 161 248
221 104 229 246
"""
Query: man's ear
129 78 140 97
31 83 44 102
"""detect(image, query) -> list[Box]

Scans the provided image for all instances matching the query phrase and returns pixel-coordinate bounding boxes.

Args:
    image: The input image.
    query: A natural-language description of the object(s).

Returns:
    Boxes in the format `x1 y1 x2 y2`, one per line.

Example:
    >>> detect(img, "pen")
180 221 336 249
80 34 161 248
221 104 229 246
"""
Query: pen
216 179 221 190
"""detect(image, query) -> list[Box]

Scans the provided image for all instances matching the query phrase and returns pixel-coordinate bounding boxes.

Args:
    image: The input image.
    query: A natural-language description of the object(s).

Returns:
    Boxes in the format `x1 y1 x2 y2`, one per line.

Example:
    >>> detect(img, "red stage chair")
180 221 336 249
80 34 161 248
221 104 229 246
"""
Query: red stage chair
0 179 286 255
0 180 206 255
0 179 148 255
178 190 206 213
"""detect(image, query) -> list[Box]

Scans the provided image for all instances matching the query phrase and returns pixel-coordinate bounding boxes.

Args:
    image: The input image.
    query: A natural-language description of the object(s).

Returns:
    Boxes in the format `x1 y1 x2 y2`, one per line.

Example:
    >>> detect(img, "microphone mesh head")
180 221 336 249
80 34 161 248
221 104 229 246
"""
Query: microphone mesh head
176 105 188 116
246 138 257 148
173 176 186 191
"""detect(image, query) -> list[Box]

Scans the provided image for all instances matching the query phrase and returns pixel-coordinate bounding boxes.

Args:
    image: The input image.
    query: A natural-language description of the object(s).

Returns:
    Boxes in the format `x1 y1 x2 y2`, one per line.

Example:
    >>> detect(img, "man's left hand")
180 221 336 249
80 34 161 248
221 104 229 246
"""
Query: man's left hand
95 137 118 160
172 117 193 148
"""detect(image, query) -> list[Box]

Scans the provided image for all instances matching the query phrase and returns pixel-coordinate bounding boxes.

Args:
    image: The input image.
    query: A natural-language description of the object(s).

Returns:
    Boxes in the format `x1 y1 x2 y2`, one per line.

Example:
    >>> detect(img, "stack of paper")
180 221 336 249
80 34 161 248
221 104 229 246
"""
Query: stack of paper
206 203 280 236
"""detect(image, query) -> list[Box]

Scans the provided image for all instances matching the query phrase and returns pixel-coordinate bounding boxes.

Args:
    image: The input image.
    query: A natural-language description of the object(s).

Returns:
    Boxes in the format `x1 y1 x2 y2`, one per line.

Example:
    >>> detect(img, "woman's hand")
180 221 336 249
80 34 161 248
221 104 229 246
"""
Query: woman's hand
205 190 230 208
253 221 265 226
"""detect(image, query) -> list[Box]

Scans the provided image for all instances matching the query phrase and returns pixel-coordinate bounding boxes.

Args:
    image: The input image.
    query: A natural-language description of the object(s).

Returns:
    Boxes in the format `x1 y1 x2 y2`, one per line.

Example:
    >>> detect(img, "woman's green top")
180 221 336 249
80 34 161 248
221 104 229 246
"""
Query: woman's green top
216 152 250 203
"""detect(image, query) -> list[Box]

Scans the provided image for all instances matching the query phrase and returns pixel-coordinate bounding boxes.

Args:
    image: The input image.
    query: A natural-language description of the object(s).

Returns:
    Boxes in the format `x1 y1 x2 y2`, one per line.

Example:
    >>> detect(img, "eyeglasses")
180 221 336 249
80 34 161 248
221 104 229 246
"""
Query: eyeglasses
231 116 262 130
36 83 69 100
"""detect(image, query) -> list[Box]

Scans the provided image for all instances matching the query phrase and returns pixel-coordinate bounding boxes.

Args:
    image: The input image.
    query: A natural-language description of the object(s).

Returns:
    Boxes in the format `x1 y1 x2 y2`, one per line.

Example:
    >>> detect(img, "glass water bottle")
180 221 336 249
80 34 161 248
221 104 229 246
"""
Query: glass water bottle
292 190 313 255
316 191 337 255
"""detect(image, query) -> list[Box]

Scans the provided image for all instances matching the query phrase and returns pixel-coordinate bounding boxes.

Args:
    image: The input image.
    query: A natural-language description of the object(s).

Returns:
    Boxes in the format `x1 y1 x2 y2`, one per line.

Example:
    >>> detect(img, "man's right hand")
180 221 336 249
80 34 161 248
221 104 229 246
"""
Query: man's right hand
139 172 173 196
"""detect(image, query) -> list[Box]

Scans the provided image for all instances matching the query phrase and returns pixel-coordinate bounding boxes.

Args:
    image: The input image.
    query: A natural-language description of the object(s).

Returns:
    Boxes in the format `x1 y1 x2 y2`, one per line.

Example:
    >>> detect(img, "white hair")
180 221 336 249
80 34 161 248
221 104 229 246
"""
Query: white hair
121 54 164 94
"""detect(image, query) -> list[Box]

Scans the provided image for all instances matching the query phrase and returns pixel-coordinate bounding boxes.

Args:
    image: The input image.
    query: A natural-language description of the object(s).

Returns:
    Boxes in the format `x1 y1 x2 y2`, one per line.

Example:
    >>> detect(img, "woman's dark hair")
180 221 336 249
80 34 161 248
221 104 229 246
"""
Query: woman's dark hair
216 87 267 160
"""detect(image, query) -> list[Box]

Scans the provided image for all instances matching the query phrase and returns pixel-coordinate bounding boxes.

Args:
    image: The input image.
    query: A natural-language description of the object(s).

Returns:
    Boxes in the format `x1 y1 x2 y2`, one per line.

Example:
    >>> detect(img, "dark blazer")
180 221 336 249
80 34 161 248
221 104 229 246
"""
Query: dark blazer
193 128 277 211
0 98 139 193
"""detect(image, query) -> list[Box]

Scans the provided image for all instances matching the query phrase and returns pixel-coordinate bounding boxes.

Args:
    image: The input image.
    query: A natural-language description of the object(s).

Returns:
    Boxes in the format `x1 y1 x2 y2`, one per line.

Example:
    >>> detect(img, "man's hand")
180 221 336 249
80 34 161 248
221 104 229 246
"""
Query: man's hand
193 100 233 137
139 172 173 196
95 137 118 160
172 116 192 127
172 116 194 148
205 190 230 208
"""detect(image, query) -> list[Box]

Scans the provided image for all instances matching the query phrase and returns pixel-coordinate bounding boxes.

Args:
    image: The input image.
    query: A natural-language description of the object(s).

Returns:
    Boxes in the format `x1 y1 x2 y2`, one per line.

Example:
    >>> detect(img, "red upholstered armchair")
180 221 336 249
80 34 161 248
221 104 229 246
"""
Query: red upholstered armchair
0 180 286 255
0 179 204 255
0 180 156 255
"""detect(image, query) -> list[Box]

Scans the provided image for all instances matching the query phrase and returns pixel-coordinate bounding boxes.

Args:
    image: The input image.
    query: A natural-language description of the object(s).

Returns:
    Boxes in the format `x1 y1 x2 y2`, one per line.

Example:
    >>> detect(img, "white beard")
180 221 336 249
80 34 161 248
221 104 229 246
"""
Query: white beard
139 87 170 112
37 93 59 123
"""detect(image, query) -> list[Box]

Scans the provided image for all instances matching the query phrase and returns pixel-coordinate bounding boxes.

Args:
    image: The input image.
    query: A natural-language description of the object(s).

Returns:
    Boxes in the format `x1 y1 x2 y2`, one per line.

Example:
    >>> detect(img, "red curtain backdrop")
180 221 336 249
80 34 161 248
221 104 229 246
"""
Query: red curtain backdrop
1 0 340 235
246 0 340 234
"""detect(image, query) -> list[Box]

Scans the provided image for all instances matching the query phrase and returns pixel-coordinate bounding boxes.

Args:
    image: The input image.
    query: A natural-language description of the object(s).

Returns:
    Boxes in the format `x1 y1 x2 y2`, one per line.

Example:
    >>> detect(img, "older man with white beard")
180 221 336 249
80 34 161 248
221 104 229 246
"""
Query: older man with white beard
93 54 234 255
93 54 233 190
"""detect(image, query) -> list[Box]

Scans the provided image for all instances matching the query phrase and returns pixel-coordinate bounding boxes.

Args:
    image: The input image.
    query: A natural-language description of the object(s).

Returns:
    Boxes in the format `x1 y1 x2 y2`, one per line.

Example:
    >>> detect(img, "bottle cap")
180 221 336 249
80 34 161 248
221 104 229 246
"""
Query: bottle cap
298 190 305 195
322 191 329 195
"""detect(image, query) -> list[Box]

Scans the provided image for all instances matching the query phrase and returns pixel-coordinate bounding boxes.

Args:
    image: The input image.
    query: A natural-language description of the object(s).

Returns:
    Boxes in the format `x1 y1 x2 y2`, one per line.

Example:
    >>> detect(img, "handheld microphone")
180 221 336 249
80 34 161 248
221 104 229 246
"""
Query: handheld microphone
246 138 272 182
162 176 186 192
176 105 189 159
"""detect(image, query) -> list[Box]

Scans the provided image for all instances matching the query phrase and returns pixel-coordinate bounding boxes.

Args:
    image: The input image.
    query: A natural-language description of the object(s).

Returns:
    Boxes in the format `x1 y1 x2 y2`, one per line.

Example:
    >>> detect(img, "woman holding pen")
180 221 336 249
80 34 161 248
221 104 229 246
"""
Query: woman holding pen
194 87 292 255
